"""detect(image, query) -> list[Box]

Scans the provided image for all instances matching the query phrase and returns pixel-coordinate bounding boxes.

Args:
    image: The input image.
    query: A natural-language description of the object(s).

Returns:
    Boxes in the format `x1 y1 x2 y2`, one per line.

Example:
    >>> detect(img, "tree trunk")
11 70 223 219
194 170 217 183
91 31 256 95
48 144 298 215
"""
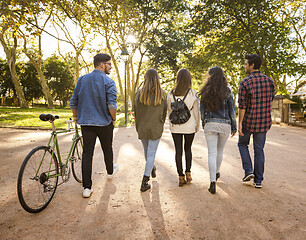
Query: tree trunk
22 35 54 108
0 33 28 108
75 51 80 85
36 68 54 108
8 58 29 108
105 36 124 97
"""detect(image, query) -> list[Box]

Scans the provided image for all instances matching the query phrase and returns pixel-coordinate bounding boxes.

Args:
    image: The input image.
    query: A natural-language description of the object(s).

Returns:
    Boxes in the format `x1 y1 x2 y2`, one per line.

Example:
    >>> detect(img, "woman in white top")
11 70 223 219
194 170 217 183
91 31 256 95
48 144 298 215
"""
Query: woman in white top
167 69 200 187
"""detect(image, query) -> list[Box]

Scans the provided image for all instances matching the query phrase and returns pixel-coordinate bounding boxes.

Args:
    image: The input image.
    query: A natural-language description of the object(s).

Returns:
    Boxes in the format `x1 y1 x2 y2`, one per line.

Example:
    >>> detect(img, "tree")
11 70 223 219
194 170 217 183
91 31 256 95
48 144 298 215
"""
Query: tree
145 8 192 90
190 0 304 94
44 55 74 107
0 1 28 108
79 0 188 106
0 59 15 97
19 61 43 103
51 2 92 85
17 2 54 108
281 0 306 93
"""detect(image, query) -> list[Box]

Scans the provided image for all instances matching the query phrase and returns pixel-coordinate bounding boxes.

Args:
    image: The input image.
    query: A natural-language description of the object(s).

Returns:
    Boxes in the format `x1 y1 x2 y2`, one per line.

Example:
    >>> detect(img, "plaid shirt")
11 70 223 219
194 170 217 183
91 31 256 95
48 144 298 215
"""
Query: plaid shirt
238 71 275 132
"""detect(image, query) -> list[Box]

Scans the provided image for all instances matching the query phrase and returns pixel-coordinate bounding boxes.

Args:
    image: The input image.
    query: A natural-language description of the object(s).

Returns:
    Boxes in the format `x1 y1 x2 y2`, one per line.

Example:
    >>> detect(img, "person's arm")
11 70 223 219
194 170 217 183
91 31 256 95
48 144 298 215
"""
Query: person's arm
238 81 247 136
193 91 200 132
162 91 168 123
71 109 78 123
167 92 172 114
109 109 117 125
70 77 82 123
227 90 237 137
271 79 275 101
134 90 139 119
106 80 117 125
238 108 245 136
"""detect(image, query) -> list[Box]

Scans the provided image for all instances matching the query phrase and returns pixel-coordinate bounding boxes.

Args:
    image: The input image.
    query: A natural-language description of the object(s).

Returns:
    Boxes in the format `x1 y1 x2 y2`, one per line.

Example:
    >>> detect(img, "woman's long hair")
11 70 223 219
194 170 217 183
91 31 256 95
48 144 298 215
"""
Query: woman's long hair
172 68 192 96
199 66 229 112
139 68 165 106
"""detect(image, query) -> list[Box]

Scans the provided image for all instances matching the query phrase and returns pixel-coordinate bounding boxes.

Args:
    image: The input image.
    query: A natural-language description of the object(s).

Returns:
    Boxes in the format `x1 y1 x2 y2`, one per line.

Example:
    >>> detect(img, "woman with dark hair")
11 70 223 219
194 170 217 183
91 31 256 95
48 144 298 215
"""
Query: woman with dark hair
168 68 200 187
199 66 237 194
134 69 167 192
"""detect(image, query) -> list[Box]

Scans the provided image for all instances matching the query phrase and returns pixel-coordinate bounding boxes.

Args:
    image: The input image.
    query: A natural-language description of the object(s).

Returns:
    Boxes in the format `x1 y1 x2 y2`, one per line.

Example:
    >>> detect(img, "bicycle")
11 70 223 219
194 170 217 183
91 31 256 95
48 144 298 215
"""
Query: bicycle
17 114 83 213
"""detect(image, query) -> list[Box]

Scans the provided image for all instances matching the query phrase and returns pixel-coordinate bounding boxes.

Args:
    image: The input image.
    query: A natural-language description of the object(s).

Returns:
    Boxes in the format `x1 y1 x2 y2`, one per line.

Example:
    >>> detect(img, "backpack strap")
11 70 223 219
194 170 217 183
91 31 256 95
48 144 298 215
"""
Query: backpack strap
172 88 190 102
172 90 177 102
182 88 190 101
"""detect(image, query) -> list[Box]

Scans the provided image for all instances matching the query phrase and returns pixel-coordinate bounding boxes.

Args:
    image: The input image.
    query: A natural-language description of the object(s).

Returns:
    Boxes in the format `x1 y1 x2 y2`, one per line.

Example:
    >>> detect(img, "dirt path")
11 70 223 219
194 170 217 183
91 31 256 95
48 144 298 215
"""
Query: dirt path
0 123 305 240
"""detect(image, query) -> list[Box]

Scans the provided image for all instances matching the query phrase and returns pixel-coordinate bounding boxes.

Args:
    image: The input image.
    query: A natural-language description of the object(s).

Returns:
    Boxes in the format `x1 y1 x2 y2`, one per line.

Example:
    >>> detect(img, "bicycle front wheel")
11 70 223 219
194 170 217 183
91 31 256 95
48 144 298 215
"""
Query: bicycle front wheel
71 138 82 183
17 146 59 213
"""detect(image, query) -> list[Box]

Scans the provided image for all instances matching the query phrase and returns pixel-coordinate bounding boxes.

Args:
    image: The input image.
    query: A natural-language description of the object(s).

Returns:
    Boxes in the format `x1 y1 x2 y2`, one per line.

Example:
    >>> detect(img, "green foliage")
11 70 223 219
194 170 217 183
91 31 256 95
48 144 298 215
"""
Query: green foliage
44 55 74 107
1 0 306 112
0 56 74 107
19 61 43 101
146 12 192 83
189 0 305 93
0 59 14 96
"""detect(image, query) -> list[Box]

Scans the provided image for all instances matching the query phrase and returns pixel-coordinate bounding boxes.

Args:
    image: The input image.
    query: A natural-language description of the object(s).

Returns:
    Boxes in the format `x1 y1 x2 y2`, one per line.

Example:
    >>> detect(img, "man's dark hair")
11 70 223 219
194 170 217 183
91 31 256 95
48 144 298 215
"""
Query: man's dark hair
245 54 262 70
94 53 111 67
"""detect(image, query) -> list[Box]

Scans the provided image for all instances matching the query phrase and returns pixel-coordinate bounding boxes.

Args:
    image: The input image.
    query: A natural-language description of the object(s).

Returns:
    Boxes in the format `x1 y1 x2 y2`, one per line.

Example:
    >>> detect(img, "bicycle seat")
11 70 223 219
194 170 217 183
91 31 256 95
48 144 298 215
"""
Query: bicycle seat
39 114 59 122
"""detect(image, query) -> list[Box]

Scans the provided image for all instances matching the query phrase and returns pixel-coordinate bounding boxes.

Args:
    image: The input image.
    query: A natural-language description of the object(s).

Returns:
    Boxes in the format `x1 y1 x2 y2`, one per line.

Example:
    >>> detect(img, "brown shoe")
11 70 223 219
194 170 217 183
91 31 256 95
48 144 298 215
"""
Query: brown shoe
179 176 187 187
185 172 192 183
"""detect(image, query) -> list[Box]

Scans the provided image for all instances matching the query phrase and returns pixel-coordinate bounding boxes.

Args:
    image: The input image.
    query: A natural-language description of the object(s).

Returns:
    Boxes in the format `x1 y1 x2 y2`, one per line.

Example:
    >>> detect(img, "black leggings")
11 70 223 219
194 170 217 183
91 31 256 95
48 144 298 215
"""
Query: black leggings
171 133 195 176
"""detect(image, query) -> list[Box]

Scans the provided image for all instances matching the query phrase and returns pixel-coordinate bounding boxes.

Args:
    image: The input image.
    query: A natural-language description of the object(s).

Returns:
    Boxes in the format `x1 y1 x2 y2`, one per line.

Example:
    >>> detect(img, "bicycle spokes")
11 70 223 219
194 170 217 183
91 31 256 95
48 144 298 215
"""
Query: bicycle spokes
17 146 59 213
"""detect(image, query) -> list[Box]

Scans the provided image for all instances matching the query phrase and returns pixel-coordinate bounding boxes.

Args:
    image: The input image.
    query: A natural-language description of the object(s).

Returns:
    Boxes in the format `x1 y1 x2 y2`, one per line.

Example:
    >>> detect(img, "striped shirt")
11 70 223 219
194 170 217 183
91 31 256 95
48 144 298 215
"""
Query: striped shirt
238 71 275 132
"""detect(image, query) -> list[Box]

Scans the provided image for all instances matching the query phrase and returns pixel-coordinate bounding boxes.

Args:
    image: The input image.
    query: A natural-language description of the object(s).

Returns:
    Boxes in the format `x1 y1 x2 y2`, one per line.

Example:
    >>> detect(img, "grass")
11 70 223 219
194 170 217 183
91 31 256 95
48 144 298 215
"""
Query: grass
0 107 134 129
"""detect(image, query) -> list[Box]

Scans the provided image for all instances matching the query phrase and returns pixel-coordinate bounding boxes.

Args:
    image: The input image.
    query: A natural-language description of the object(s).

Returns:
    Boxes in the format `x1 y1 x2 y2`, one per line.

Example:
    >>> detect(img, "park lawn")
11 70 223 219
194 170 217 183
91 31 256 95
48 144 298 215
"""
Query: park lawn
0 107 73 129
0 107 130 129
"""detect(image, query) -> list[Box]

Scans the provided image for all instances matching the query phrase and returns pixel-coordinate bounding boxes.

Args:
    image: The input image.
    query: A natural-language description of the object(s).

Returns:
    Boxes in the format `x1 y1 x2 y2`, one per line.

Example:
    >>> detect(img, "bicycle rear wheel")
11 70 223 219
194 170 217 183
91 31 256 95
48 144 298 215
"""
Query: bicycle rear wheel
17 146 59 213
71 138 82 183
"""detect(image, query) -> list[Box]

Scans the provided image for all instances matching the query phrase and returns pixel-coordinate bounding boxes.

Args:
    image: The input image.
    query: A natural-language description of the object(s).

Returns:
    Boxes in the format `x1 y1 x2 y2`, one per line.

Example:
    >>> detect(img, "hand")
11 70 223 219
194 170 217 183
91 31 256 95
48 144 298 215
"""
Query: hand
73 116 78 124
238 123 244 136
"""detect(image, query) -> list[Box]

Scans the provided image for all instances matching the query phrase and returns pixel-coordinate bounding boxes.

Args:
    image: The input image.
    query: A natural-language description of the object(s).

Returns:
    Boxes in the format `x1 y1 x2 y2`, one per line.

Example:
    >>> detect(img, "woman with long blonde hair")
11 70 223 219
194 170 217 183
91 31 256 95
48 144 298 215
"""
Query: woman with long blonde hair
168 68 200 187
134 69 167 192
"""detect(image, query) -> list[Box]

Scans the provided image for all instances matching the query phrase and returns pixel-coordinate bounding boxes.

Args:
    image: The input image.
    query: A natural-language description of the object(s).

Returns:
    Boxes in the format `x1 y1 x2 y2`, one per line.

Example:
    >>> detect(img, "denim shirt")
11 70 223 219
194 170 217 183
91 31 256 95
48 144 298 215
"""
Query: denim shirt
70 69 117 126
200 90 237 133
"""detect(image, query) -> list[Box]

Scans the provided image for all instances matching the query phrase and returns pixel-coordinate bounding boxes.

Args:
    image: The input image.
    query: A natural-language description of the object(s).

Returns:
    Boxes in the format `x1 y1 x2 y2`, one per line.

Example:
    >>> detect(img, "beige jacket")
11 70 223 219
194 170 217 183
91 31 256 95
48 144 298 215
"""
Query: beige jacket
167 89 200 134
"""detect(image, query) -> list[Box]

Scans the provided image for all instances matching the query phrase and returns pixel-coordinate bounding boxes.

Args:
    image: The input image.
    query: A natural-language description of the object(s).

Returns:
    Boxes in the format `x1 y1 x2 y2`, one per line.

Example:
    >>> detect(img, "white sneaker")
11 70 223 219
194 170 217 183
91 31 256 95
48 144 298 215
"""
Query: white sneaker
107 163 119 179
83 188 93 198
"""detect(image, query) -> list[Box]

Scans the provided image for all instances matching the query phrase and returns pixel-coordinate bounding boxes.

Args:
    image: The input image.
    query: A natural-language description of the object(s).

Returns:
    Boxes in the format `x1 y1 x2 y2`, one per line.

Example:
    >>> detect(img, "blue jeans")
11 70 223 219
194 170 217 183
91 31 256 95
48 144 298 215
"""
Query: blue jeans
205 132 229 182
141 139 160 177
238 130 267 183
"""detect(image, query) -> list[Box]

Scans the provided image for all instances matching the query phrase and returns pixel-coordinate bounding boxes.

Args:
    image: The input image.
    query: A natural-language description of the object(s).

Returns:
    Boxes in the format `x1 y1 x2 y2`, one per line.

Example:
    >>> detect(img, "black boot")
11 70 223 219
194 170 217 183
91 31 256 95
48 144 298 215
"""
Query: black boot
208 182 216 194
151 165 156 178
140 176 151 192
216 172 220 181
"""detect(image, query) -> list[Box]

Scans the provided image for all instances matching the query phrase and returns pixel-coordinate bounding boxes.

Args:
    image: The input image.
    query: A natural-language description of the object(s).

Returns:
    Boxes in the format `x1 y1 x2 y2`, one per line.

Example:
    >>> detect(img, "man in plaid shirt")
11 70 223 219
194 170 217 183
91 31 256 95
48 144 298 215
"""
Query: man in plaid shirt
238 54 275 188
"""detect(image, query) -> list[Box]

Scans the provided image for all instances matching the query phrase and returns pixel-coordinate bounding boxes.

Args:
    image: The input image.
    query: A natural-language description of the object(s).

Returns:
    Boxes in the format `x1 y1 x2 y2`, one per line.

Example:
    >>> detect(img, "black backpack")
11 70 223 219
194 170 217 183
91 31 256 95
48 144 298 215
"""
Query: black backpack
169 89 191 125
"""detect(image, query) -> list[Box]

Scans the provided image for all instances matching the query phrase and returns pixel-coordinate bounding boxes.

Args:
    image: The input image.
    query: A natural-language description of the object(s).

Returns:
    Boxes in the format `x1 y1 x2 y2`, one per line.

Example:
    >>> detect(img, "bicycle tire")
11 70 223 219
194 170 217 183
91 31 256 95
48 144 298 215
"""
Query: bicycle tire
71 138 82 183
17 146 59 213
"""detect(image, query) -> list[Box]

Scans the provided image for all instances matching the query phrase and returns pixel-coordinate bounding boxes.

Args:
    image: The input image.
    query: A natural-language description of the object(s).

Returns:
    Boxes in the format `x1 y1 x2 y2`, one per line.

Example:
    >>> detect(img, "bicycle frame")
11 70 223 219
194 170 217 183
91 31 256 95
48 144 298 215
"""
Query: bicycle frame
35 120 81 180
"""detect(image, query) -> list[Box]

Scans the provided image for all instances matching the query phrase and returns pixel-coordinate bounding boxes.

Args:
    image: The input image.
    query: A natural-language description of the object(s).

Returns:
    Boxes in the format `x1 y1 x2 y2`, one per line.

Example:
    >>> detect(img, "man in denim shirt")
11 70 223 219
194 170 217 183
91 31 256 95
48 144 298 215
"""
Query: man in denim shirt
70 53 118 198
238 54 275 189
